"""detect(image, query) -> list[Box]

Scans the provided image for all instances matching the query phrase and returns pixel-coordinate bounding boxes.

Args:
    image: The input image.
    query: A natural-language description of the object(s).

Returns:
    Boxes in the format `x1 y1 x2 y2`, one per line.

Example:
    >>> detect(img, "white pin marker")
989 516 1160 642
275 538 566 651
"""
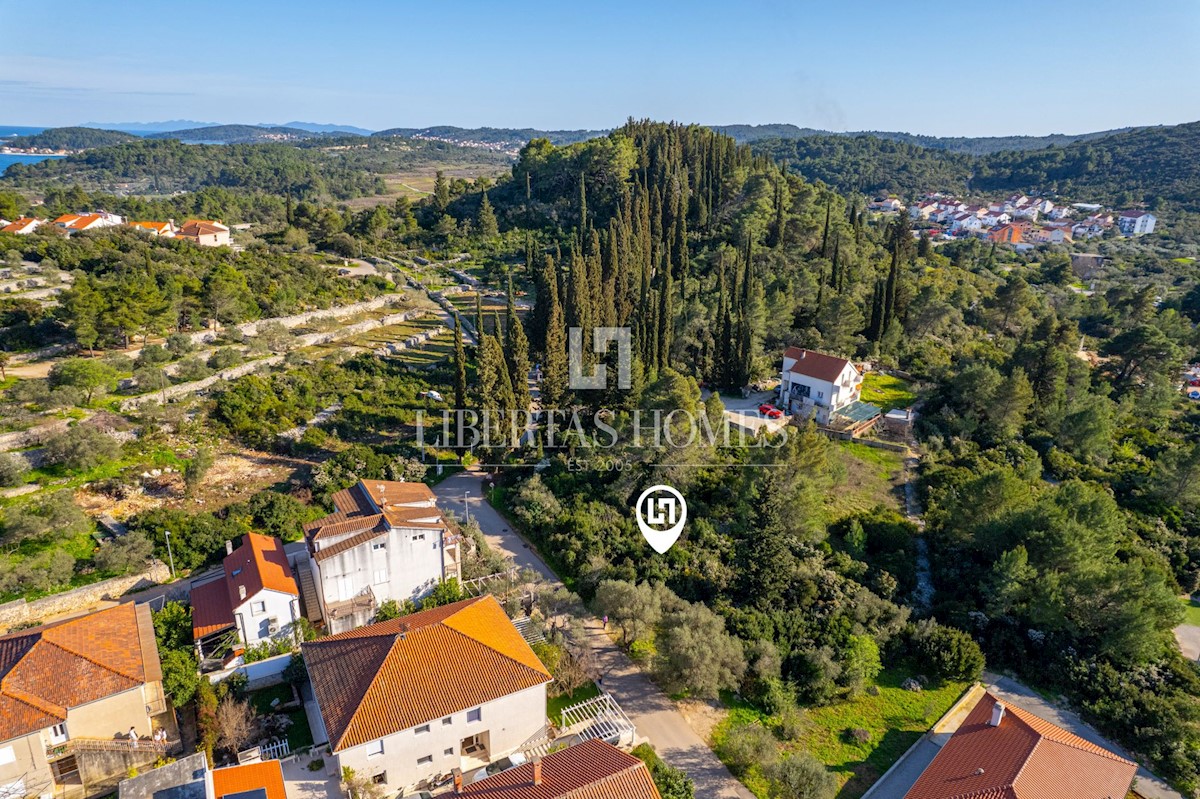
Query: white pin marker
636 484 687 554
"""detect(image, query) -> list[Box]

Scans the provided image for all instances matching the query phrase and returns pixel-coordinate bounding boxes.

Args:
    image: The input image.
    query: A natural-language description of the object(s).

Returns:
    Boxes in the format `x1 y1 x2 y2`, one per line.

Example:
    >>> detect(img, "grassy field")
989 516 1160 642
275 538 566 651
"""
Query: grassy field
1181 597 1200 626
248 684 313 751
860 373 917 413
712 669 970 799
826 441 905 521
547 681 601 725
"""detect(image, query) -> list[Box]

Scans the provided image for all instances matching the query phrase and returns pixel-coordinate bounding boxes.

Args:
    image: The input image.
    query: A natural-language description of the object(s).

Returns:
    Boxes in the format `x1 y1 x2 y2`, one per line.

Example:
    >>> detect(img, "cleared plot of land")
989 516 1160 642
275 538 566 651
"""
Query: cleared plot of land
860 373 917 413
827 441 905 520
342 163 509 209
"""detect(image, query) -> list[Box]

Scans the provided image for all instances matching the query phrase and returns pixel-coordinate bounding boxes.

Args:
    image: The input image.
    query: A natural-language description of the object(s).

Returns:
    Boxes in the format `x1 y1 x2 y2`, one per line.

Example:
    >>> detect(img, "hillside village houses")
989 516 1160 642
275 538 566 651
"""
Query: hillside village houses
0 213 228 244
0 604 175 799
302 479 461 634
906 191 1157 243
302 596 553 795
0 217 42 235
189 532 301 661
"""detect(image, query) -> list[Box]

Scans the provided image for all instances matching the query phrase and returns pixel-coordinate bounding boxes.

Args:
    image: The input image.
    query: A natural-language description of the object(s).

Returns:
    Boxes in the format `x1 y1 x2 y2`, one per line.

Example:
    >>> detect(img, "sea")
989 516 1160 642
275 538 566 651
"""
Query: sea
0 126 61 176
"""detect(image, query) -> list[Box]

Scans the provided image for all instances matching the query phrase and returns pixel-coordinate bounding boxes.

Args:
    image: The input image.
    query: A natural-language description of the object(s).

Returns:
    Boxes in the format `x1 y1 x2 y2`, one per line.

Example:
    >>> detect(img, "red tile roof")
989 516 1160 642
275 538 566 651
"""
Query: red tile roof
460 740 661 798
782 347 856 383
903 692 1136 799
178 220 229 236
212 760 286 799
303 595 552 751
0 604 161 742
305 481 446 560
192 533 296 640
1 217 39 234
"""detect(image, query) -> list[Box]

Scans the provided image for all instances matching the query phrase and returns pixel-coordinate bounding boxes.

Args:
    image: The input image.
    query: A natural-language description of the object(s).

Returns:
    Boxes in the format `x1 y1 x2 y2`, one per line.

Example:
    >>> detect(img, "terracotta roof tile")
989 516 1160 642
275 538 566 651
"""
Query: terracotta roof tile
225 533 298 598
212 760 286 799
191 577 236 640
903 692 1135 799
0 604 159 741
782 347 856 383
304 596 552 751
460 740 661 798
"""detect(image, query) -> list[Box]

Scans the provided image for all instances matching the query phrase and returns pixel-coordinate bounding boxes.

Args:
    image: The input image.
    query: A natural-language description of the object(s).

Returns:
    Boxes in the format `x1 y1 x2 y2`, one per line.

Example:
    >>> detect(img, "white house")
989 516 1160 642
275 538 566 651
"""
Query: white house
1 217 42 235
981 210 1013 227
869 197 904 213
303 596 553 795
1117 211 1156 236
191 533 301 658
52 212 124 232
950 213 983 233
176 220 231 247
129 220 177 237
304 480 461 634
779 347 863 425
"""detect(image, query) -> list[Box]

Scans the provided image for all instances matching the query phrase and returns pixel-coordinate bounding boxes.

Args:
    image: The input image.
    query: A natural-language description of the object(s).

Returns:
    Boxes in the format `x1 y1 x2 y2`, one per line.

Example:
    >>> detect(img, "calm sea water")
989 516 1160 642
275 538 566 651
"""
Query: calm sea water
0 153 63 175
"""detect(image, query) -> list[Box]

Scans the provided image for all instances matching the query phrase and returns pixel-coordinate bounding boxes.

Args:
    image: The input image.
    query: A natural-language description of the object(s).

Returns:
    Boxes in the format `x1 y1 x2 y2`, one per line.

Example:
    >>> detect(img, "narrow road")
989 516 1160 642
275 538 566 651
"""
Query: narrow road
432 470 754 799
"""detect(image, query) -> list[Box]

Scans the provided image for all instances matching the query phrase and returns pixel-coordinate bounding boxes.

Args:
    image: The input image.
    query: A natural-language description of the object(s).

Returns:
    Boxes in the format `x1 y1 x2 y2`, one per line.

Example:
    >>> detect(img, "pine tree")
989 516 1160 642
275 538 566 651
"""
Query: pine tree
477 190 498 240
453 313 468 410
433 170 450 213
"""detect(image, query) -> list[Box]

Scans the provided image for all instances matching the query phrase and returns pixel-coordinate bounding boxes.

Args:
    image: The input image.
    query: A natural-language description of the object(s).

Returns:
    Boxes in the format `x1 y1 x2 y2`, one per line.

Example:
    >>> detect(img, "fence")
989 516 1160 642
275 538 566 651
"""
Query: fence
205 650 294 688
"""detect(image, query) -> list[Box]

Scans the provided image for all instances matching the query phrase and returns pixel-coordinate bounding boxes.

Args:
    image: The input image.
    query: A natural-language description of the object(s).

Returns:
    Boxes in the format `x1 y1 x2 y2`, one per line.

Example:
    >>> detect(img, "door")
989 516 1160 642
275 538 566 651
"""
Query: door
49 723 67 745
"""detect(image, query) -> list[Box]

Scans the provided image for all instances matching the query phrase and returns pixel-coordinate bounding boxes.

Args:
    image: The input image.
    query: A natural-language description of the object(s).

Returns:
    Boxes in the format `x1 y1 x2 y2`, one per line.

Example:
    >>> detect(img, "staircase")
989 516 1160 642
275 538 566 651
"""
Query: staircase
512 616 546 646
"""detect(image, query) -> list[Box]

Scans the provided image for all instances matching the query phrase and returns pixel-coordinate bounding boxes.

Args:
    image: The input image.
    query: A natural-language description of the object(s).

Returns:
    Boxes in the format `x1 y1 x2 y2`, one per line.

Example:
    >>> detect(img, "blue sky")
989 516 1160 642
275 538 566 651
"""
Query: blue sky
2 0 1198 136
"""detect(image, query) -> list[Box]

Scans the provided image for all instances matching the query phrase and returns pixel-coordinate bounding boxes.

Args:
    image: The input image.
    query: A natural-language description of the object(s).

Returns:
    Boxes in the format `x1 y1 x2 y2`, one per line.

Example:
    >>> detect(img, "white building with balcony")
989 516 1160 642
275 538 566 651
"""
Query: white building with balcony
779 347 864 426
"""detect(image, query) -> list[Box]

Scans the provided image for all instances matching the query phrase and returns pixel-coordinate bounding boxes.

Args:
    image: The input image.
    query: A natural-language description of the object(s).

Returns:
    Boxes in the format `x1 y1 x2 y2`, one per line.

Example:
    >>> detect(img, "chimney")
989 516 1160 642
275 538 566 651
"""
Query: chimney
225 540 234 556
453 769 462 794
989 702 1006 727
532 756 542 786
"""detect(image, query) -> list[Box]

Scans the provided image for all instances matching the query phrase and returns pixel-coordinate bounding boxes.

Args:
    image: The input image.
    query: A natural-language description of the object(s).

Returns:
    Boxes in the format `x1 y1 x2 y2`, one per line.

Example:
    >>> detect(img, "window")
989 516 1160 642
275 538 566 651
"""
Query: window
0 746 14 766
443 748 454 757
467 708 482 723
251 601 266 615
415 534 426 542
373 569 388 585
417 755 433 766
442 717 452 726
371 773 386 786
372 541 386 551
366 740 384 758
49 723 67 744
817 391 824 399
415 724 430 735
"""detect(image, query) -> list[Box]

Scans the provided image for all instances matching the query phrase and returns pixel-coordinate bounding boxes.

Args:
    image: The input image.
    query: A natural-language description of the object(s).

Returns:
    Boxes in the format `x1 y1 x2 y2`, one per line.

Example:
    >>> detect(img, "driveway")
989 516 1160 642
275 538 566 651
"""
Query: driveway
705 389 790 436
983 673 1183 799
432 471 753 799
1174 624 1200 661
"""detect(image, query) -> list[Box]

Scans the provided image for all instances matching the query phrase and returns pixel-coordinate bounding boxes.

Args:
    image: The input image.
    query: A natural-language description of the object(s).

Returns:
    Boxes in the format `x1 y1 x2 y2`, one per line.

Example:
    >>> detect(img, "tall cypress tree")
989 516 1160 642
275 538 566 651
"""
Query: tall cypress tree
477 190 498 240
542 257 569 408
505 309 532 411
453 312 468 410
474 292 483 338
657 245 673 370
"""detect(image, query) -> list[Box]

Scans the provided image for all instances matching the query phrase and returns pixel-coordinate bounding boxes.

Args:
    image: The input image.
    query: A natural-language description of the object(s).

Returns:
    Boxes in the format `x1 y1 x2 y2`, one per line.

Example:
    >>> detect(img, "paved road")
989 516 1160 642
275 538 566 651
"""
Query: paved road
432 470 754 799
983 673 1183 799
1174 623 1200 661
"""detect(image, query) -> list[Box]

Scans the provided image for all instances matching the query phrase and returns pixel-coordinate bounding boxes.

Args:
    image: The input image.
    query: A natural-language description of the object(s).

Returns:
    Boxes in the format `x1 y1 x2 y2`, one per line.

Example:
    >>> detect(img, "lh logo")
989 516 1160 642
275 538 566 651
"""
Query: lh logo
636 485 686 554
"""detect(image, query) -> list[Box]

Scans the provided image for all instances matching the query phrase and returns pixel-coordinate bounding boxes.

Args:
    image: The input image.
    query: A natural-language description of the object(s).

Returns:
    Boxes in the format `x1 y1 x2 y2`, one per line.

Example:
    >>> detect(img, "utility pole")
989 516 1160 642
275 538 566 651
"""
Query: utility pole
164 530 176 579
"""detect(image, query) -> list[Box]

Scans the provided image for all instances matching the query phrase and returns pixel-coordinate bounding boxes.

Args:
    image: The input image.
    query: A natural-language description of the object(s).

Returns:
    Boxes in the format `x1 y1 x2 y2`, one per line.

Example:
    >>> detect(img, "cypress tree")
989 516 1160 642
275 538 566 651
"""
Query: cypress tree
566 245 593 363
505 308 532 411
821 195 832 257
542 258 569 408
657 245 673 370
474 292 483 338
578 172 588 238
433 170 450 213
477 190 498 239
490 313 516 410
453 312 468 410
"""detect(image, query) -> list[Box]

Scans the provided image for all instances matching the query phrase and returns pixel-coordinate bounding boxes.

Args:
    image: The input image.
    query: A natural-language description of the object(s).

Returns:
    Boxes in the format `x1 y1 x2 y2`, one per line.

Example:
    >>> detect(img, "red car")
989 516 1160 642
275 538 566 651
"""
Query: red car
759 403 784 419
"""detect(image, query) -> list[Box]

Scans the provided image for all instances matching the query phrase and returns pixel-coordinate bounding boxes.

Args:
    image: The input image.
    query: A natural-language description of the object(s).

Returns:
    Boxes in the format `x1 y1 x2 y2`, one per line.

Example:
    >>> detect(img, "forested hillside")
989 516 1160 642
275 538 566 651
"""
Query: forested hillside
6 126 139 150
146 124 325 144
715 123 1126 153
755 119 1200 212
1 136 509 200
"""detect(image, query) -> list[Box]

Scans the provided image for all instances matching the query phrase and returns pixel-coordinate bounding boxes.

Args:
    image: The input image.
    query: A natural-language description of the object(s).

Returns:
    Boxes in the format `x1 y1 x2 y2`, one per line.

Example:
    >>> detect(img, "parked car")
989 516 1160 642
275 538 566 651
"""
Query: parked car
758 403 783 419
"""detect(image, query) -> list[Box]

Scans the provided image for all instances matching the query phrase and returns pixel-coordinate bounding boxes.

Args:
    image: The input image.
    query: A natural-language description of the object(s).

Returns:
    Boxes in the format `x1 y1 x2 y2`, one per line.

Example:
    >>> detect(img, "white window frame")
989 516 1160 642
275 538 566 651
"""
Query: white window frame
467 708 482 723
366 740 384 758
415 724 430 735
0 746 15 766
373 568 389 585
251 601 266 616
416 755 433 766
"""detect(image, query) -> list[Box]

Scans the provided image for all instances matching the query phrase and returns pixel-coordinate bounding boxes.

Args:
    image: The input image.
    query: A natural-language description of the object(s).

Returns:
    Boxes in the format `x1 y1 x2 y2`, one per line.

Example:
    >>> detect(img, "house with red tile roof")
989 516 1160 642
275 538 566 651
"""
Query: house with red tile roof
190 533 300 658
903 691 1136 799
779 347 868 426
456 739 661 798
0 604 173 799
176 220 230 247
303 479 461 633
1 217 42 235
302 595 552 796
129 220 177 237
53 212 124 232
988 223 1023 244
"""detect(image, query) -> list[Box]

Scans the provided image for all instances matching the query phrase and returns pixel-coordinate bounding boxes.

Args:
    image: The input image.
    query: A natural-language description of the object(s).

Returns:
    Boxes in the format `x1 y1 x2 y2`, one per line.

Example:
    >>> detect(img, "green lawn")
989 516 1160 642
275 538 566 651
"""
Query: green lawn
1181 597 1200 626
547 681 601 725
247 684 314 752
825 441 905 521
860 373 916 413
712 669 970 799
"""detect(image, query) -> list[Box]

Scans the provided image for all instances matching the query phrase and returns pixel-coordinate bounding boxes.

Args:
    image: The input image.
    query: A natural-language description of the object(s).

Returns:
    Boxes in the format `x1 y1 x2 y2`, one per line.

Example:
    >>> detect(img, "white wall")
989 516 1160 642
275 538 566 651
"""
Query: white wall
233 588 299 646
331 683 547 793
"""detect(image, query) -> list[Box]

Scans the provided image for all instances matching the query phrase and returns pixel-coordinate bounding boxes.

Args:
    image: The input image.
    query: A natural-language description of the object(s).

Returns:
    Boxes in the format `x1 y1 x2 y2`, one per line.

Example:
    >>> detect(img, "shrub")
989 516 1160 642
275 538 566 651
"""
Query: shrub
42 425 121 472
138 344 172 366
718 722 778 776
769 753 837 799
0 452 28 487
911 619 986 682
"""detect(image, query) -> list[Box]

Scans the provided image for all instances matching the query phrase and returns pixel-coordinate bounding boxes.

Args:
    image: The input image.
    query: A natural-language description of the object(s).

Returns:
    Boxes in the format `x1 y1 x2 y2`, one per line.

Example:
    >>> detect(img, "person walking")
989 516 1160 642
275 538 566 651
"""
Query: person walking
128 727 138 748
602 615 608 630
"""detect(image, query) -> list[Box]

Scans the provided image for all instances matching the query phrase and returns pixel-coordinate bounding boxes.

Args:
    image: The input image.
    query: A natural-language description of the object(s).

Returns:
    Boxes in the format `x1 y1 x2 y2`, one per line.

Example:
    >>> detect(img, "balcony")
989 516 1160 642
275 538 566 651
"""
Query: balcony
47 736 175 760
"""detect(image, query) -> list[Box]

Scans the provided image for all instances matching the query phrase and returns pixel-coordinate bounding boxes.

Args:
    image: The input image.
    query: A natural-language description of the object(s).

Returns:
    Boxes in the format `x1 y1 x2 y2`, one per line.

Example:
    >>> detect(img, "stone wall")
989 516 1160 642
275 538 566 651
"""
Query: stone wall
185 292 408 345
0 560 172 631
120 355 285 410
0 417 72 452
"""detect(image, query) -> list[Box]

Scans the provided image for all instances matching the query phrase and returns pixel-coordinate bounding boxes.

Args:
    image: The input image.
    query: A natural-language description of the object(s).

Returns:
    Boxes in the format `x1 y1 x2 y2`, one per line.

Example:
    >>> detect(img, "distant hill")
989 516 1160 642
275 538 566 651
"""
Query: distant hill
754 119 1200 211
6 126 139 150
270 121 373 136
713 123 1130 154
146 124 328 144
79 120 222 134
373 126 608 151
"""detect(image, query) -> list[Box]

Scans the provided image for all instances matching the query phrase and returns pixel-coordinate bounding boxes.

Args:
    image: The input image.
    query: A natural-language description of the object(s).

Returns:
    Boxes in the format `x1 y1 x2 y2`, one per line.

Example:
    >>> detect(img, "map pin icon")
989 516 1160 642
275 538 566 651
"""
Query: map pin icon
636 485 687 554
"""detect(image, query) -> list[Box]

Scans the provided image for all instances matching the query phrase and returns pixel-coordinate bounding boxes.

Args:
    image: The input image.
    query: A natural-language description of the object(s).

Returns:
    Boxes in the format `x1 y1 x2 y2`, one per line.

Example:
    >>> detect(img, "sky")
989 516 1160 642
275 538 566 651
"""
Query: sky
2 0 1199 137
